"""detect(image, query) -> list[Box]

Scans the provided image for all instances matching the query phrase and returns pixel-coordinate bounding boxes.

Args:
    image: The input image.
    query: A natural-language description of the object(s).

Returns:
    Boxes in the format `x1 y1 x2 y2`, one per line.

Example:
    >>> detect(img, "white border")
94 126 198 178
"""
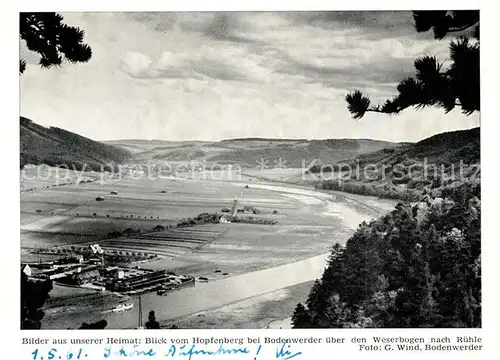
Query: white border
2 1 499 359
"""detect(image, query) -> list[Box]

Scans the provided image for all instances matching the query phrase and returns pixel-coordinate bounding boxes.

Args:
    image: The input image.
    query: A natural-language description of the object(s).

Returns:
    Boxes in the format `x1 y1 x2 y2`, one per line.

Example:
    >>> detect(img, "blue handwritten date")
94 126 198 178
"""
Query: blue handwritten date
32 348 86 360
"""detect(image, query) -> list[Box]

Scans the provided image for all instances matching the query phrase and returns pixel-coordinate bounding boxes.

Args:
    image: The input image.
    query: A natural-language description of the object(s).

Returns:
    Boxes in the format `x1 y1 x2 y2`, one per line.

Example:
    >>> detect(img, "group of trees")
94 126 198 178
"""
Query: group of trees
318 180 423 202
293 182 481 328
318 177 480 203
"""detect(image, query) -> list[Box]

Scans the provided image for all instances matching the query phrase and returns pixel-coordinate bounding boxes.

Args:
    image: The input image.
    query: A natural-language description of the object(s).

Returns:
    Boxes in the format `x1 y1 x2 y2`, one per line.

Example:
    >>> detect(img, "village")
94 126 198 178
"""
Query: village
22 243 195 302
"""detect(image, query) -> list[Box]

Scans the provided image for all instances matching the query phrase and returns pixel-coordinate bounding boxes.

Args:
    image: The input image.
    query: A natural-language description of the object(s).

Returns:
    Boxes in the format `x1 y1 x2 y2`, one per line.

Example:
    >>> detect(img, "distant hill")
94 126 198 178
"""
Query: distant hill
20 117 132 170
105 137 405 168
311 127 480 201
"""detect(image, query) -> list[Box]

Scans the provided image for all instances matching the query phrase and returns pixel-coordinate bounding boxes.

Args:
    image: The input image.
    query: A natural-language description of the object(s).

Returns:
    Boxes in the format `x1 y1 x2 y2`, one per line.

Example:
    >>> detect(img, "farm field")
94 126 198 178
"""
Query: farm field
20 165 102 192
99 225 225 256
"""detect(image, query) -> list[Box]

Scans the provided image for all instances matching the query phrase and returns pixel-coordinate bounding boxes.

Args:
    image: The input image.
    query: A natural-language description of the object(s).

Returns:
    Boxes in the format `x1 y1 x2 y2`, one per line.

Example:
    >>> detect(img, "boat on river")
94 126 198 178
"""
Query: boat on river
111 303 133 313
156 288 168 296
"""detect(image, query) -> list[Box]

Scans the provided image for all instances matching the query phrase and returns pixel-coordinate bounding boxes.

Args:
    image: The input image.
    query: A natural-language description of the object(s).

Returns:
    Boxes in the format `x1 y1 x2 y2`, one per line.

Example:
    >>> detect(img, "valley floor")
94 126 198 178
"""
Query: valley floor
20 168 396 329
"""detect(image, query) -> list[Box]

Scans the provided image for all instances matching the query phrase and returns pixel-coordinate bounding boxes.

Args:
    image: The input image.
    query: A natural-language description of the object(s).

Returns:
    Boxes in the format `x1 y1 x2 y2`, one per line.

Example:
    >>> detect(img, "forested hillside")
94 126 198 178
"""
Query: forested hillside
293 182 481 328
310 127 480 202
20 117 132 170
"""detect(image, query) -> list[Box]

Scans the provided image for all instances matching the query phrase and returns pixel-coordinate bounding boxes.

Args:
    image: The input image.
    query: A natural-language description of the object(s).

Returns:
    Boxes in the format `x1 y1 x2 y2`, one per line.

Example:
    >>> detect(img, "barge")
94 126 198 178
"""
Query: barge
156 276 195 296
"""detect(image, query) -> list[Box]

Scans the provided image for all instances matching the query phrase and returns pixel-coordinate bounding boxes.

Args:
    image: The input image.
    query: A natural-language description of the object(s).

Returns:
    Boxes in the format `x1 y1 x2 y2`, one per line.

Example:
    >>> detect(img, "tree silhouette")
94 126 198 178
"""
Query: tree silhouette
20 13 92 74
21 271 53 329
345 10 479 119
145 310 160 329
291 303 312 328
79 319 108 329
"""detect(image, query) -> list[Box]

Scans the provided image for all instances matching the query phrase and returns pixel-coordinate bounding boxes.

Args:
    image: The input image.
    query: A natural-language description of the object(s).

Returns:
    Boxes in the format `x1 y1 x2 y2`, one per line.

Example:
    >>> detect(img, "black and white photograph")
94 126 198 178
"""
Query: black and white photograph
19 10 480 330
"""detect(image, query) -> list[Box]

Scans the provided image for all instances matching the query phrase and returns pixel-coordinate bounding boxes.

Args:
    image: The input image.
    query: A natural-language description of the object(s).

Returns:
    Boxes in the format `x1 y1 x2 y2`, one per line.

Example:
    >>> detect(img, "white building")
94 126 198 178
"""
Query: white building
219 216 231 224
21 264 31 276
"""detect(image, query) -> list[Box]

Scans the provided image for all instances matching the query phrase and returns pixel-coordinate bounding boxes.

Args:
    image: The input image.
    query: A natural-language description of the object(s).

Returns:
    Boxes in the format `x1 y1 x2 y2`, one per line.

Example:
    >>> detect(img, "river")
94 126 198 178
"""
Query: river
104 252 329 328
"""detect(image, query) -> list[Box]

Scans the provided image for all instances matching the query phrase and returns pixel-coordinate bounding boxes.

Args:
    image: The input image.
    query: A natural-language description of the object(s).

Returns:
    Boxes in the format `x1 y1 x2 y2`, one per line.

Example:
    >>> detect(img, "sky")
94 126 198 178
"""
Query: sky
19 11 480 142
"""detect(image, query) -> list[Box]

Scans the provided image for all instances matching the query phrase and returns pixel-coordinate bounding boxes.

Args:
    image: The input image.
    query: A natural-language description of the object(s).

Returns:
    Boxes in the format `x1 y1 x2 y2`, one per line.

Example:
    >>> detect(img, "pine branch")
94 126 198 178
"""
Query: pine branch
20 59 26 74
345 33 479 119
447 22 479 33
19 12 92 75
